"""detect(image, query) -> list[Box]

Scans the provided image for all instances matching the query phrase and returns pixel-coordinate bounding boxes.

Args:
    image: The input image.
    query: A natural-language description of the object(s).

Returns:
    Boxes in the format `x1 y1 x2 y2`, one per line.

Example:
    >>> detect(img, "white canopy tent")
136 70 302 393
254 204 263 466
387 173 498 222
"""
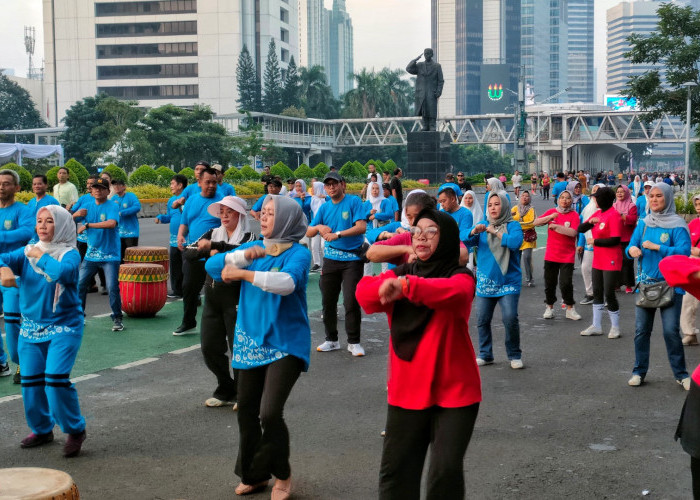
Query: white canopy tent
0 143 64 166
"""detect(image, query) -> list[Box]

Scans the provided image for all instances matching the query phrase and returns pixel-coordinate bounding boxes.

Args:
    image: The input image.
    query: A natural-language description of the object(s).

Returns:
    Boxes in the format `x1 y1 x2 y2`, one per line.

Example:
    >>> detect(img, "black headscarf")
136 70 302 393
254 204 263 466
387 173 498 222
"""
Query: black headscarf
593 186 615 212
390 209 471 361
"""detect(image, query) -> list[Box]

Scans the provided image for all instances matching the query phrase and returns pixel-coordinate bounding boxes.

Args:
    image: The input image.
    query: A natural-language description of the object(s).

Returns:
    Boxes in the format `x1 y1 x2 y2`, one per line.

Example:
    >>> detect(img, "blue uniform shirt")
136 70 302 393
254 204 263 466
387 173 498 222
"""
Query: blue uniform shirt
310 194 365 261
71 194 94 244
443 206 474 243
84 201 121 262
218 182 237 196
0 201 33 254
466 220 523 297
180 192 223 245
110 192 141 238
156 194 183 247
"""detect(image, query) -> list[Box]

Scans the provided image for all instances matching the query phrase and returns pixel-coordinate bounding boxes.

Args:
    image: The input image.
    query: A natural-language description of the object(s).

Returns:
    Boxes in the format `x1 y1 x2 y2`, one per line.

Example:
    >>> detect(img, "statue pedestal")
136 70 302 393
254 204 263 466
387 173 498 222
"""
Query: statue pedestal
406 131 451 185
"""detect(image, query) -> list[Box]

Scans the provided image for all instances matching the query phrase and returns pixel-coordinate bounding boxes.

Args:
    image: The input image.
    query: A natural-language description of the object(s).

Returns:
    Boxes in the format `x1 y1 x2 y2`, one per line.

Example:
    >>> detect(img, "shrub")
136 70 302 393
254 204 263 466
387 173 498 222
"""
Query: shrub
293 164 314 179
236 180 265 196
127 184 172 199
16 191 34 203
353 161 367 177
0 162 32 191
402 180 429 189
64 158 89 189
224 167 243 182
155 166 176 186
270 162 294 180
384 159 398 174
467 173 485 184
179 167 195 182
239 165 260 181
102 164 127 183
129 165 159 185
676 195 698 215
339 161 354 179
374 159 386 172
313 162 329 178
46 166 80 191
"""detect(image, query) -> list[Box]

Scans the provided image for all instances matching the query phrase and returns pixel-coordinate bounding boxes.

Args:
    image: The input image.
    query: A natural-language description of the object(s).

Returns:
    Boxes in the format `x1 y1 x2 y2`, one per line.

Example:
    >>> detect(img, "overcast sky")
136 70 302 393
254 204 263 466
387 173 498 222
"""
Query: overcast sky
0 0 617 102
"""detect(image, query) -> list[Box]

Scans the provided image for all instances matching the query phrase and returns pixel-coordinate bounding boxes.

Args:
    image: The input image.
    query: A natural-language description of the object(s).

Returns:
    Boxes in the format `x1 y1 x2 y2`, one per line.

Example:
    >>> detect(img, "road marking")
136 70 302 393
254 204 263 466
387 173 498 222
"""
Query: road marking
72 374 100 383
113 358 159 370
92 313 112 318
169 345 200 355
0 395 21 404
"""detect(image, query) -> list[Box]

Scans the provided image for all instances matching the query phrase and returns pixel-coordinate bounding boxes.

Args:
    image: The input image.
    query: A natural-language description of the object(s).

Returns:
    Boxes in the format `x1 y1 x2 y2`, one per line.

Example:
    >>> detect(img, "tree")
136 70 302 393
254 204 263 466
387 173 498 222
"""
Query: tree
343 68 381 118
282 56 301 110
61 94 113 167
449 144 510 175
262 40 283 114
342 68 414 119
236 44 261 112
0 75 46 142
299 66 340 119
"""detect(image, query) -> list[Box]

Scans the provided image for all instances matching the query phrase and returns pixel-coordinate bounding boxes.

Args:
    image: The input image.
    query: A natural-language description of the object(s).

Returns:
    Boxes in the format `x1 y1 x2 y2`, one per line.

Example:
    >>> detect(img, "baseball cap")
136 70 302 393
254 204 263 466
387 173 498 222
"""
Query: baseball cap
323 172 343 183
92 178 110 190
644 181 654 187
207 196 248 218
211 164 223 172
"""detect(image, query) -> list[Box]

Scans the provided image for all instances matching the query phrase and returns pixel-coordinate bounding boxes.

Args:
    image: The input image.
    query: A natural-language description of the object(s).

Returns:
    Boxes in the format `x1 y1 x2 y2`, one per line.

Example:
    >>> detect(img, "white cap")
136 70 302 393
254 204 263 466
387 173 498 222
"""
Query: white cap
207 196 248 218
644 181 654 187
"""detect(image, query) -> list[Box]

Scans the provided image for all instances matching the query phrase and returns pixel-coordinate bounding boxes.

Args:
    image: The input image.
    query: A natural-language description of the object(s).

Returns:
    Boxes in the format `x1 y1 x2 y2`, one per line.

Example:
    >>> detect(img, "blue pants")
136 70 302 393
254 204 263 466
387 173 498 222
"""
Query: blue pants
78 260 122 320
0 282 21 365
19 334 86 435
633 292 688 381
476 294 522 362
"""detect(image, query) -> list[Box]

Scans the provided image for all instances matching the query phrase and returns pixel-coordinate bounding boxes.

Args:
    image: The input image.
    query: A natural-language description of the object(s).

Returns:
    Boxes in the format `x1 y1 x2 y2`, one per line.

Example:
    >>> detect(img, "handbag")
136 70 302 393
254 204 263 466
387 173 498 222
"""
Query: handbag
634 225 674 309
523 228 537 243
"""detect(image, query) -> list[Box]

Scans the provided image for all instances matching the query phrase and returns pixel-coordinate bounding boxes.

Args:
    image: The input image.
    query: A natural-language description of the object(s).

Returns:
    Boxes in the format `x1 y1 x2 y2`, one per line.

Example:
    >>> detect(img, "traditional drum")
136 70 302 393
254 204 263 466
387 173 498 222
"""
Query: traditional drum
118 263 167 318
124 246 169 273
0 467 79 499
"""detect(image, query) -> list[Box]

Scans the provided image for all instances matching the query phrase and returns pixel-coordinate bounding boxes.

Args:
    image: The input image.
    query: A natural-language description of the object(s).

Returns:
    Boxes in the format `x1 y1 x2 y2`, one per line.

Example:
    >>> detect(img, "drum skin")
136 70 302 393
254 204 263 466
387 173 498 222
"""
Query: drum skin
124 246 169 273
118 263 167 318
0 467 79 499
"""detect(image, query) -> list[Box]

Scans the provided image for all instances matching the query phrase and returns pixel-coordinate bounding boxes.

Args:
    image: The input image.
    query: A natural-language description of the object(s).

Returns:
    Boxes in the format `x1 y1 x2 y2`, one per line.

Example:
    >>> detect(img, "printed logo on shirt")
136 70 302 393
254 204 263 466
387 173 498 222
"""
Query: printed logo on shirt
123 203 127 208
271 267 280 272
100 213 106 221
3 220 10 230
599 223 605 230
660 232 669 243
342 211 349 220
564 221 571 228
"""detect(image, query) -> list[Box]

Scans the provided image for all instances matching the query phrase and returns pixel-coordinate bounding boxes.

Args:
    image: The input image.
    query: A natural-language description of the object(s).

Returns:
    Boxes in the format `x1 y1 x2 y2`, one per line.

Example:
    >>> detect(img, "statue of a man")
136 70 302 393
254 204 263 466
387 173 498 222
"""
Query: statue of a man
406 48 444 131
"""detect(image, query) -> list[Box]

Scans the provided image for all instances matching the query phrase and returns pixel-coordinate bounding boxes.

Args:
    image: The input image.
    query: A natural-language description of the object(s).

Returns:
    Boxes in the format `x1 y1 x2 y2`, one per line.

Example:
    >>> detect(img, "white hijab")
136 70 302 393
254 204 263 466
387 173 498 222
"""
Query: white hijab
367 182 385 211
210 197 250 245
460 189 483 223
310 181 326 217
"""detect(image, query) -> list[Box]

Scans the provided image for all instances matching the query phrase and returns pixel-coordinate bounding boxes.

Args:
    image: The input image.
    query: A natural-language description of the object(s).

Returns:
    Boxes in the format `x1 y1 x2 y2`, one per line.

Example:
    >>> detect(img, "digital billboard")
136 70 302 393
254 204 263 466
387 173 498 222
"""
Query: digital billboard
480 64 513 114
605 95 638 111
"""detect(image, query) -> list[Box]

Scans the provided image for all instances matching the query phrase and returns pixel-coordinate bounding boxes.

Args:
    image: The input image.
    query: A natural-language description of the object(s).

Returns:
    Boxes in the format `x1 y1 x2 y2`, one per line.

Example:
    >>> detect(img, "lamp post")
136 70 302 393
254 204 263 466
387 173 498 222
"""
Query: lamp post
683 81 697 200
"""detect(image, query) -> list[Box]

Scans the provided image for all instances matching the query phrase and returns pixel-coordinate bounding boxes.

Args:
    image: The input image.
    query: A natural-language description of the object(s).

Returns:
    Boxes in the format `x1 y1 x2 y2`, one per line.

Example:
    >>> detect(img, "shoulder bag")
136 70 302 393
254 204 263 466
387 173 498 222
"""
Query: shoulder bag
635 225 674 309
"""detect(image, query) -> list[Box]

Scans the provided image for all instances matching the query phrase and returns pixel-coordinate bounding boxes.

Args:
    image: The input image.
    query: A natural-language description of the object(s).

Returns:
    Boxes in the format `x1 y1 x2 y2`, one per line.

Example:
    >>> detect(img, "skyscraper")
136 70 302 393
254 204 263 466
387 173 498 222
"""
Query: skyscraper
328 0 353 97
567 0 594 102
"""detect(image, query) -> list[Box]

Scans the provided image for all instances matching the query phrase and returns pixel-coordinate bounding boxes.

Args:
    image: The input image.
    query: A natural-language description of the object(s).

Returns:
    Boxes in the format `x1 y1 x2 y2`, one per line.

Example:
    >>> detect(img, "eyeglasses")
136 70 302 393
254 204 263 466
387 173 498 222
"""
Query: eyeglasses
409 226 439 240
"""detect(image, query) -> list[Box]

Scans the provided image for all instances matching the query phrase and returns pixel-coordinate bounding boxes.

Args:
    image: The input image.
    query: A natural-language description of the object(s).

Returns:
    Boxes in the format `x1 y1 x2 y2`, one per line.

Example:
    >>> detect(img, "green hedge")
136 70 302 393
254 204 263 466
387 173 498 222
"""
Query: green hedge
129 165 159 185
239 165 260 181
270 162 294 180
179 167 195 182
155 166 176 186
293 164 313 179
224 167 243 182
102 164 127 183
313 162 329 178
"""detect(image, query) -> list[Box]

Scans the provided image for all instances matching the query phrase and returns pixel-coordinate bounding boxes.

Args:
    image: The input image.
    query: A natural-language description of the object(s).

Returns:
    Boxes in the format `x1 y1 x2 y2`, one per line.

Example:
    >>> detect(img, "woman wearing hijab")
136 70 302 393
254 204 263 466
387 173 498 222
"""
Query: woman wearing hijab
363 182 390 229
356 209 480 500
533 190 582 320
206 195 310 499
467 191 524 368
629 175 643 199
291 180 311 221
577 187 623 338
566 181 589 216
614 184 639 293
309 182 327 272
186 196 257 408
577 184 604 305
461 190 483 271
511 190 537 287
680 194 700 346
626 182 691 390
0 206 86 457
483 177 510 215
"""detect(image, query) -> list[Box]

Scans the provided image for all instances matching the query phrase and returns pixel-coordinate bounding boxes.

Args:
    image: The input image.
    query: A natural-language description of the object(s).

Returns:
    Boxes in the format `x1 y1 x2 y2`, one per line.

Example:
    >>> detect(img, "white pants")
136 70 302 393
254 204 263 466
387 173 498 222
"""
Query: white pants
681 292 700 336
310 234 324 267
581 250 593 297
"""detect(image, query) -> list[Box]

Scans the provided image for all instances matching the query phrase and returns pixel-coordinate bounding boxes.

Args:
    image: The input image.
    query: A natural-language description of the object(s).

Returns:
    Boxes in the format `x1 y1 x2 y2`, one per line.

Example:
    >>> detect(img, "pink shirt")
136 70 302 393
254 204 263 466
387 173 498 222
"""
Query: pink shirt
689 218 700 248
542 208 580 264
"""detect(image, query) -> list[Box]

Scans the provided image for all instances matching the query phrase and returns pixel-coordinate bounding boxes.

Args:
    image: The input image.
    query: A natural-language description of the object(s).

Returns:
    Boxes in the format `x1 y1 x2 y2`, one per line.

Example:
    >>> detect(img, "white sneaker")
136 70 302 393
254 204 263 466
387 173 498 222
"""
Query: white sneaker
628 375 643 386
580 325 603 336
565 307 582 321
678 377 691 391
347 343 365 357
316 341 341 352
543 306 554 319
510 359 524 369
476 357 493 366
608 327 621 339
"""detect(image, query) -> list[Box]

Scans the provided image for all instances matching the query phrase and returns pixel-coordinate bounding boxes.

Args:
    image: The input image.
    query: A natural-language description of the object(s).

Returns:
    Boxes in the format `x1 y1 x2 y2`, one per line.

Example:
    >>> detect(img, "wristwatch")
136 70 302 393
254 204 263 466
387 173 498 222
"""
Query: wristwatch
85 223 89 229
335 231 342 239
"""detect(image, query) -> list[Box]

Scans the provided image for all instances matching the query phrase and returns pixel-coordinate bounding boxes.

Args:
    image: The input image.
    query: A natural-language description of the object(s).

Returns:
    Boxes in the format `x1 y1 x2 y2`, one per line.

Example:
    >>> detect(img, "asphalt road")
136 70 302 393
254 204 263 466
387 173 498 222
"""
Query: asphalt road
1 194 699 499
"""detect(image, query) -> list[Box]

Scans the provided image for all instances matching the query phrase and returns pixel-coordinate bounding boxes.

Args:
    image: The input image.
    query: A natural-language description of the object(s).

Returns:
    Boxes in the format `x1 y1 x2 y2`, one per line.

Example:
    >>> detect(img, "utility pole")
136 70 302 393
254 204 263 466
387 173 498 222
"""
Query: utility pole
515 66 527 172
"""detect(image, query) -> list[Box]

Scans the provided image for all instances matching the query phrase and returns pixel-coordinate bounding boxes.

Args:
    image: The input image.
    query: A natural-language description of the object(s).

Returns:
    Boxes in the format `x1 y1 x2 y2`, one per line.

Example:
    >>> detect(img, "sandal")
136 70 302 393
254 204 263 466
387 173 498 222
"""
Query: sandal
235 480 269 496
271 477 292 500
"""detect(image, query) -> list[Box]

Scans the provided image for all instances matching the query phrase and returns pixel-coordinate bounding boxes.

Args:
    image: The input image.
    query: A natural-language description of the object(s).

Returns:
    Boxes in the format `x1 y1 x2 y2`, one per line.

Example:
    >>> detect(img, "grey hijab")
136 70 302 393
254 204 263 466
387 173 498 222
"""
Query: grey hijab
263 195 309 244
644 182 689 231
486 190 513 275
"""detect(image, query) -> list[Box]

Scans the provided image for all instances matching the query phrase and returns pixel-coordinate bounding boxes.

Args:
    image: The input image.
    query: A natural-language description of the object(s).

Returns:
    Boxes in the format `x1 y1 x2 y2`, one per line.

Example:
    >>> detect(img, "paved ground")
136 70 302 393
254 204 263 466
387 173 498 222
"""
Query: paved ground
1 194 699 499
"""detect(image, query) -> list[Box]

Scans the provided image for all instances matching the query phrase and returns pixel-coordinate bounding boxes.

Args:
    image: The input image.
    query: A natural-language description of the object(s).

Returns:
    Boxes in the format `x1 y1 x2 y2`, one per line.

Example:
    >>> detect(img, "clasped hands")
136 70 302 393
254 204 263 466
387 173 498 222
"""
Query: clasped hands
221 246 266 283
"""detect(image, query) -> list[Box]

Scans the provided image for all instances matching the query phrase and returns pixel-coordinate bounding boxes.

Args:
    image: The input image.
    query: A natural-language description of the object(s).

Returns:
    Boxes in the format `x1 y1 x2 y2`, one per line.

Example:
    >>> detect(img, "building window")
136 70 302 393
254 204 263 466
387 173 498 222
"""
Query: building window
280 48 289 63
280 28 289 43
97 63 198 79
97 84 199 99
95 1 197 16
96 21 197 37
97 42 198 58
280 8 289 23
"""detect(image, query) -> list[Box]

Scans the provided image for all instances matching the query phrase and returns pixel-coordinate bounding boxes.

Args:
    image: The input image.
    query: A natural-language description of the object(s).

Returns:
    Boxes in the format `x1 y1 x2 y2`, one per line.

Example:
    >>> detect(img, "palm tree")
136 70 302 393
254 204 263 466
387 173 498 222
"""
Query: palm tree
378 68 413 117
299 66 340 119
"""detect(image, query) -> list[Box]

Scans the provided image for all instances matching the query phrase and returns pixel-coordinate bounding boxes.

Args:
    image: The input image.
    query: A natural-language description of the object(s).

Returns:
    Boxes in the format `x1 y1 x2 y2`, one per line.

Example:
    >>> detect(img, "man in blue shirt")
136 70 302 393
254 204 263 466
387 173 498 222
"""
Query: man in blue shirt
551 172 568 205
110 179 142 261
250 179 282 220
75 178 124 332
437 184 474 242
27 174 59 244
0 169 34 381
212 164 236 196
174 167 222 335
156 174 187 298
307 172 368 357
172 160 210 209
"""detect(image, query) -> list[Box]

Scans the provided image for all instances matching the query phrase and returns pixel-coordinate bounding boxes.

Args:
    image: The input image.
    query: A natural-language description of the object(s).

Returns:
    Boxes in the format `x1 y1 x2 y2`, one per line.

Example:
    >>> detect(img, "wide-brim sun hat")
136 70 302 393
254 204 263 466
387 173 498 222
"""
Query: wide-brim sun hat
207 196 248 218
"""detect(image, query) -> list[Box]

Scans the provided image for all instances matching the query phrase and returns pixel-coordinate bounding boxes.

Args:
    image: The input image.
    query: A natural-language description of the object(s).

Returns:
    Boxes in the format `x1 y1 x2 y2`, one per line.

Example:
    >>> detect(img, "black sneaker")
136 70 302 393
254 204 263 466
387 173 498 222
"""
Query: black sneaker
167 293 182 299
173 324 196 336
13 366 20 384
112 320 124 331
20 431 54 448
0 362 10 377
310 264 321 272
580 295 594 305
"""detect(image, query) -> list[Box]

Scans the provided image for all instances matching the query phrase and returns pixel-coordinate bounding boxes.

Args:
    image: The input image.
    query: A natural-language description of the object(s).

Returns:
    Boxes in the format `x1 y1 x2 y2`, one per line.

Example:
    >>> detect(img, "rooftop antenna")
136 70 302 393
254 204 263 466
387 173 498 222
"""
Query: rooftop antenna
24 26 37 79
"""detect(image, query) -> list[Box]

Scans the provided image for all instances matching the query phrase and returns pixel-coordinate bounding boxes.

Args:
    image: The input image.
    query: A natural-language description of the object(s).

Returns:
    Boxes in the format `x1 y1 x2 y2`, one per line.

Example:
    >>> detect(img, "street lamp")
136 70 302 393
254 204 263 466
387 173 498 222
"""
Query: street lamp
683 81 697 199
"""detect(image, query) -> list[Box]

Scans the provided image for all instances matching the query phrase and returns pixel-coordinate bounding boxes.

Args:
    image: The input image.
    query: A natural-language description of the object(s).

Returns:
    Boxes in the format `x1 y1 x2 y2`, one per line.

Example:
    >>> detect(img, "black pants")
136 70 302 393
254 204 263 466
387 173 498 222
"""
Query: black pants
320 258 364 344
77 241 105 288
544 261 574 306
181 258 207 327
235 355 303 484
200 283 240 401
542 186 550 199
120 237 139 262
592 268 620 311
379 403 479 500
169 246 183 296
692 457 700 499
620 242 635 288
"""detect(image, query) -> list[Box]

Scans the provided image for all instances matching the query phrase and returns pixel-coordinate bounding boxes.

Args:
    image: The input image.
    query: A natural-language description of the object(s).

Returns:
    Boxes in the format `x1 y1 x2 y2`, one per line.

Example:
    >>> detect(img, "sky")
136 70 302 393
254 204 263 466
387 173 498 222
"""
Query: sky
0 0 616 102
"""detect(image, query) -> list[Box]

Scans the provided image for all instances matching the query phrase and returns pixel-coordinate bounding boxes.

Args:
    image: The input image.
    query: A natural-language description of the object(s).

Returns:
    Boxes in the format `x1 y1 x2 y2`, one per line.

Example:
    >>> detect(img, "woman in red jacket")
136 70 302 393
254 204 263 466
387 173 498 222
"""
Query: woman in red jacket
356 209 481 500
614 184 638 292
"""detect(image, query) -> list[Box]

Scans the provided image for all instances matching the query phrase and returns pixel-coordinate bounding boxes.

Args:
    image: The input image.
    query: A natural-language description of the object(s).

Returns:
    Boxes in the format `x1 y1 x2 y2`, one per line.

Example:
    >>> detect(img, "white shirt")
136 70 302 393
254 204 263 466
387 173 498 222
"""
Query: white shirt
511 174 522 188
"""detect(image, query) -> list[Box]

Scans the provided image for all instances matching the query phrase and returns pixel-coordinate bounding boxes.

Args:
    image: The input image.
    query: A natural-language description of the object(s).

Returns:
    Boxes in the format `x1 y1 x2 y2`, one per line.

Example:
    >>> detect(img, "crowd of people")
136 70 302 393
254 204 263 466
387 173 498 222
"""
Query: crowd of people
4 160 700 498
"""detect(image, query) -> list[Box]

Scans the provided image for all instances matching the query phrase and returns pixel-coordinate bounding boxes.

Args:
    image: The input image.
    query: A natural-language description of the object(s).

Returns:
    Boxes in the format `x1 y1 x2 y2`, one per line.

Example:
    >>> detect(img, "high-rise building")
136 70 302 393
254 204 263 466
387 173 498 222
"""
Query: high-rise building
432 0 520 116
328 0 353 97
305 0 329 70
43 0 298 126
567 0 593 102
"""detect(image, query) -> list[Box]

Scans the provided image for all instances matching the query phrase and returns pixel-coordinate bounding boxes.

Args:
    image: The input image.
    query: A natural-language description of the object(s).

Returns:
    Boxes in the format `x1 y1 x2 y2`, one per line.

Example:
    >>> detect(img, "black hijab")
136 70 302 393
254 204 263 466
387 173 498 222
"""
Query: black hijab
390 209 471 361
593 186 615 212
